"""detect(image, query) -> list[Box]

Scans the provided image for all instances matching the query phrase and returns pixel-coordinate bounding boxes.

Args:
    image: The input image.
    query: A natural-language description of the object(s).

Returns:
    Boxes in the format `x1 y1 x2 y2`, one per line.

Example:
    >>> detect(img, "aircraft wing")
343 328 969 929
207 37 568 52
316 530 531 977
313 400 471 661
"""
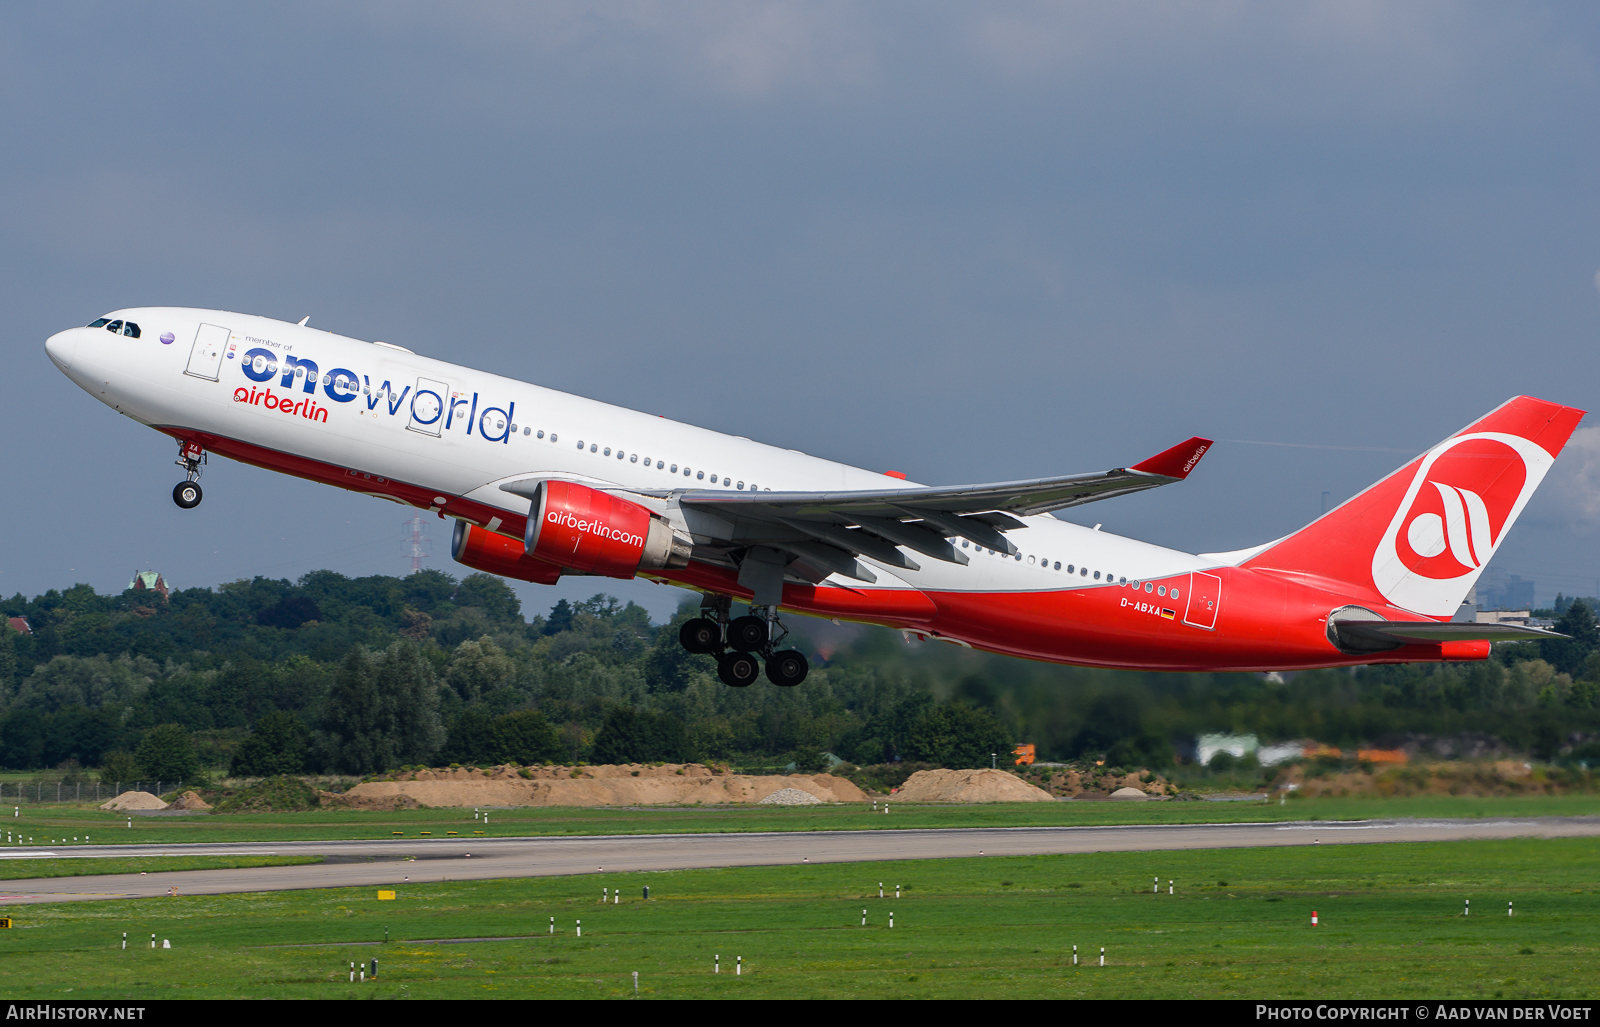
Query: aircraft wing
517 436 1213 584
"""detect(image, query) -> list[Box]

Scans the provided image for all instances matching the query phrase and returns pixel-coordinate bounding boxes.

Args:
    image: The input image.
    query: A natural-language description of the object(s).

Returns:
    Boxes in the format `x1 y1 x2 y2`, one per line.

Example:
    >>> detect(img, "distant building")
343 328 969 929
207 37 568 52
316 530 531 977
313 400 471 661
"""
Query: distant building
1483 574 1535 612
5 617 29 636
1476 609 1532 626
128 570 171 600
1196 733 1258 766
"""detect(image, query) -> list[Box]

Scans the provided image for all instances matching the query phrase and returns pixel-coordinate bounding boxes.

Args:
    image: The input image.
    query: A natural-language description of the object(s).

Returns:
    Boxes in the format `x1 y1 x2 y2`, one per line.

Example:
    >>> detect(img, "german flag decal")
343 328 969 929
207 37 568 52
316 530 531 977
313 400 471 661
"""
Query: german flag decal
1160 609 1176 620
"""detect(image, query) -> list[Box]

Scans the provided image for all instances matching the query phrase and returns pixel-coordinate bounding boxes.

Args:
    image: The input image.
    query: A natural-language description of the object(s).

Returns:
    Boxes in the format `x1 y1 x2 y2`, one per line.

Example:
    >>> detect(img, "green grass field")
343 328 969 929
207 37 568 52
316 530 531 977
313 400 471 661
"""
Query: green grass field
0 793 1594 848
0 837 1594 999
0 855 322 881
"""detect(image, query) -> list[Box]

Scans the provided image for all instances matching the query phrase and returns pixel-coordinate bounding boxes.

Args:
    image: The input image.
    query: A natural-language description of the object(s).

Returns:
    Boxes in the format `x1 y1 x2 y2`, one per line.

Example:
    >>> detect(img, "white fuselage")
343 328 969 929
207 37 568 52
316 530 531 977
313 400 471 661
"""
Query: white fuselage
46 307 1212 599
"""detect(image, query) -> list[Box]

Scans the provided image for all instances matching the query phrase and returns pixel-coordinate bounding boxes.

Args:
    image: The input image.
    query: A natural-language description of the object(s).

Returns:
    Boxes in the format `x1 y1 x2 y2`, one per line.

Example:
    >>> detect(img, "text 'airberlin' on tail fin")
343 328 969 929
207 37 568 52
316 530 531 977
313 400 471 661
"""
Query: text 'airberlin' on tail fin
1240 396 1585 618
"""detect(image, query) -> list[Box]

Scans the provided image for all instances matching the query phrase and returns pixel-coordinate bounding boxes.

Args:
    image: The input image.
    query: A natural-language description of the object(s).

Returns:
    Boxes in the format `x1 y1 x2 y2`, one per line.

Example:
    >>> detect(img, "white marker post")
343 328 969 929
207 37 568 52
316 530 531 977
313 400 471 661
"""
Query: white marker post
737 956 742 976
1100 947 1105 967
614 891 618 905
632 970 638 997
603 887 608 902
1153 877 1158 893
576 919 582 938
550 916 554 935
349 962 354 982
121 932 126 951
1169 880 1174 895
1464 899 1470 916
715 954 720 974
896 884 901 899
862 908 867 926
150 934 155 949
1073 944 1077 965
879 882 883 899
889 912 894 928
1509 901 1514 917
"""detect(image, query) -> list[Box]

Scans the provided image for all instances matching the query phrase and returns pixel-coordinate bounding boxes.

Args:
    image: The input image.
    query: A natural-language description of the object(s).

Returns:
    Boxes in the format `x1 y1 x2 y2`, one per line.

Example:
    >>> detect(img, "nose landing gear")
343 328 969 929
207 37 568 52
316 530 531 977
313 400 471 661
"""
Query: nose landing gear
172 440 205 509
687 595 810 687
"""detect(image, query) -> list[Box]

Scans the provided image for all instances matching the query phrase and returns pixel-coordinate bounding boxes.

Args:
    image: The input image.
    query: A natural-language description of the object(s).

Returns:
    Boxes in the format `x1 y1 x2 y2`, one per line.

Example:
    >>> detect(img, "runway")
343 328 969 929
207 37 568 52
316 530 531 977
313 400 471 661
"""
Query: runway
0 816 1595 906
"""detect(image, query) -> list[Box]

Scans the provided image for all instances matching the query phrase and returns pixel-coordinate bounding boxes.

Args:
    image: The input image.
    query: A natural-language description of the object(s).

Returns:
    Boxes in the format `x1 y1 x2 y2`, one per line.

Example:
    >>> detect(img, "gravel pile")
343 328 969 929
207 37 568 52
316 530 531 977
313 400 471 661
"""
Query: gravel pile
757 787 824 805
100 791 168 811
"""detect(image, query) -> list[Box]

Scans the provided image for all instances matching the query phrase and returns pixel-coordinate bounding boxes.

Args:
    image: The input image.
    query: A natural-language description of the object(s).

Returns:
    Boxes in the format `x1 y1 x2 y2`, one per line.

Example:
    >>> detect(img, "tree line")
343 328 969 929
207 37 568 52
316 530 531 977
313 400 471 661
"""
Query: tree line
2 570 1598 780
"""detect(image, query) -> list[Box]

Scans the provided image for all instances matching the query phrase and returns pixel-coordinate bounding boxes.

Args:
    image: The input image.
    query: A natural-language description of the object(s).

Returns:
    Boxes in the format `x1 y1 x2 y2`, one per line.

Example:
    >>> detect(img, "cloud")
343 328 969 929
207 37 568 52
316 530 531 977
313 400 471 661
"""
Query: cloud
356 0 879 100
1532 426 1600 536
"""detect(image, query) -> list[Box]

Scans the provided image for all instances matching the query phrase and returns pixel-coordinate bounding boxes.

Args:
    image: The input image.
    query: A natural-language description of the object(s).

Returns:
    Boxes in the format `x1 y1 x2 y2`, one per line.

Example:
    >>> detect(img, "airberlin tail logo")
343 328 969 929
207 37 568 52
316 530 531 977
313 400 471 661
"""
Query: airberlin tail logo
1371 432 1554 616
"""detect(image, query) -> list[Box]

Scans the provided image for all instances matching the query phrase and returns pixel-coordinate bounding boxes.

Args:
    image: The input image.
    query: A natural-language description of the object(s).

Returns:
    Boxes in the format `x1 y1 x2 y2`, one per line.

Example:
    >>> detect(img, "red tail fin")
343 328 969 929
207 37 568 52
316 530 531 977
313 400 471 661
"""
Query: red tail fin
1240 397 1585 617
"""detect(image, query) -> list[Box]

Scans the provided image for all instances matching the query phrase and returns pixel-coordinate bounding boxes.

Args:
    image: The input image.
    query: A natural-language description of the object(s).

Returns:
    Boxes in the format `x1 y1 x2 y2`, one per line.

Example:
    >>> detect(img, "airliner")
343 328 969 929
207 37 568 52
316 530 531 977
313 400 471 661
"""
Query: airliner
45 308 1580 687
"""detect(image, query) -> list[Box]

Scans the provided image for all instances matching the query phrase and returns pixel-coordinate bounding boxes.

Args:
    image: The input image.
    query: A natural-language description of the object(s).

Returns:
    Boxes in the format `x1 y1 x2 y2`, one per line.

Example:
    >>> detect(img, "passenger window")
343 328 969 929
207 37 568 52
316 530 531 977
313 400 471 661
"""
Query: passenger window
710 475 717 484
631 454 638 463
696 471 704 480
1157 586 1166 596
604 448 611 457
670 464 678 473
1054 562 1061 570
1145 582 1153 593
1093 571 1100 580
1171 589 1180 600
122 322 140 338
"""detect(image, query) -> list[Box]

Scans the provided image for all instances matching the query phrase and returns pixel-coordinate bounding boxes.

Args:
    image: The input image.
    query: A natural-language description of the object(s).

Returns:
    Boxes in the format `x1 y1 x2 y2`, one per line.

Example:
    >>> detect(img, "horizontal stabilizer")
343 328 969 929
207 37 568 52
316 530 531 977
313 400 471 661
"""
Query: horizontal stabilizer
1333 618 1565 654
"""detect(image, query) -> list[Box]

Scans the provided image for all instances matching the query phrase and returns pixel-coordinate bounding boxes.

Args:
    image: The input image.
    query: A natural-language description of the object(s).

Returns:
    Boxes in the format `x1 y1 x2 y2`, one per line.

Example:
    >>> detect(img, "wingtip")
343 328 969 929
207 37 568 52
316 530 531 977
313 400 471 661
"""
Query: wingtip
1130 437 1214 479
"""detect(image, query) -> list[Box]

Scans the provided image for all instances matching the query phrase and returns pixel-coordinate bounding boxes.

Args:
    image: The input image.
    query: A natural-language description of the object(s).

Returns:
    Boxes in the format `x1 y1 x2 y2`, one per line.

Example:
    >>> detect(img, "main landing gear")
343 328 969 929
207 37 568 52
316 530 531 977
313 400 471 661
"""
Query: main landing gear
172 441 205 509
680 596 809 688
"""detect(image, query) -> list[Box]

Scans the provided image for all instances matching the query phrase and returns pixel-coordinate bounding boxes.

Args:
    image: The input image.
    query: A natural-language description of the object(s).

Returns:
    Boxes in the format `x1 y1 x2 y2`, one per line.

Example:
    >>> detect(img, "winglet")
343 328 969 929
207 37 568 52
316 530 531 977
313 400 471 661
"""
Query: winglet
1130 437 1213 479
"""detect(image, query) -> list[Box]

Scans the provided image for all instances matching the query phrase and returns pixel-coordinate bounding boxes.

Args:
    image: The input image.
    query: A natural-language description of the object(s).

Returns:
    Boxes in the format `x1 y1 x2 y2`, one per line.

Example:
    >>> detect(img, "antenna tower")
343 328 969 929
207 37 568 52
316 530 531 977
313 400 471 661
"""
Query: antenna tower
403 515 432 573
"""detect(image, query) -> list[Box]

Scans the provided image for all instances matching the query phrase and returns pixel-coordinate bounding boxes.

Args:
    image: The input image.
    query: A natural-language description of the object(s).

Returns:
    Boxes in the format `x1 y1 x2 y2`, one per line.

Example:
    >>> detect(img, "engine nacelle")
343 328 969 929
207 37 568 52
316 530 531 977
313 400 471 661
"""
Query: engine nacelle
452 520 563 585
525 480 691 579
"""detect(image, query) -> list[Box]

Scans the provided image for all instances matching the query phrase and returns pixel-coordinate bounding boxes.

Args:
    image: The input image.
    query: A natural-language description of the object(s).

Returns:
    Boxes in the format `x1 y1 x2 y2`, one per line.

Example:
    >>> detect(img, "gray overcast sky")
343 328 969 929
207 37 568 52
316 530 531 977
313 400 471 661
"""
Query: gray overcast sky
5 2 1600 620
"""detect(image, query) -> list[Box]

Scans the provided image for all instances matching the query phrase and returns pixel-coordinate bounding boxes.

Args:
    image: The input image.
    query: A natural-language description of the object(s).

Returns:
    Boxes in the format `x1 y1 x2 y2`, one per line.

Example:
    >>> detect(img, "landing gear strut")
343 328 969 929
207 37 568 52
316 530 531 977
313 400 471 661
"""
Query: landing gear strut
684 595 809 687
172 441 205 509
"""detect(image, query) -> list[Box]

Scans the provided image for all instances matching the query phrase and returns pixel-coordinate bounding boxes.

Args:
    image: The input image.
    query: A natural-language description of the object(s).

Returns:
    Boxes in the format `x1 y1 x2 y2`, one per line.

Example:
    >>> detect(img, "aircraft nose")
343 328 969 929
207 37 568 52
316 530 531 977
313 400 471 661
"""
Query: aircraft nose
45 329 79 371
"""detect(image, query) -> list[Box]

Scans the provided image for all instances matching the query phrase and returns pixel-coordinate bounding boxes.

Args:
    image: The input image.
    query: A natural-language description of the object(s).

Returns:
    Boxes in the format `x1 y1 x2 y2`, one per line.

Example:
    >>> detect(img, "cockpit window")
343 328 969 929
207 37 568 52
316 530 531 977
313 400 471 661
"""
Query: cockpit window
96 319 140 338
88 318 110 328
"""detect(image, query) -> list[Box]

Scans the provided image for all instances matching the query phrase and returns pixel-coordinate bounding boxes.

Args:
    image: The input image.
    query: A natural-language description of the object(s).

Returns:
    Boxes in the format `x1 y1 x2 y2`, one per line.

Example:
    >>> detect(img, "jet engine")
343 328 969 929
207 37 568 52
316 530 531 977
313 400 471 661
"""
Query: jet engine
524 480 691 579
451 520 563 585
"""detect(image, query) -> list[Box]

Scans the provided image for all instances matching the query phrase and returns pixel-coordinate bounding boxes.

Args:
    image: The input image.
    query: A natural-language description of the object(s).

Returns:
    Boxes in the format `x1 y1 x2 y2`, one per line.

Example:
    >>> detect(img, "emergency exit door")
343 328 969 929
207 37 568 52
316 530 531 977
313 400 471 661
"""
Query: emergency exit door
184 324 231 381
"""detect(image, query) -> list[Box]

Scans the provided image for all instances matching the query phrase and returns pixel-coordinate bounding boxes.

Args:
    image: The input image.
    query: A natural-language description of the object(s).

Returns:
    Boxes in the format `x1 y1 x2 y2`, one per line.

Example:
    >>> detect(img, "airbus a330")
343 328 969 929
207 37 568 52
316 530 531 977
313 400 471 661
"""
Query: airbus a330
46 309 1580 687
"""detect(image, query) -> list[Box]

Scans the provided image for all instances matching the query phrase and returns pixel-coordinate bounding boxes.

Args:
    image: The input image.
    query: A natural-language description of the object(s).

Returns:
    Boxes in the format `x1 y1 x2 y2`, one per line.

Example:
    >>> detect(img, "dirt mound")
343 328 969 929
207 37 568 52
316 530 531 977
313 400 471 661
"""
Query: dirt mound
1109 787 1149 800
101 791 167 811
341 764 868 807
167 790 212 811
892 769 1056 803
758 787 824 806
1279 759 1565 798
